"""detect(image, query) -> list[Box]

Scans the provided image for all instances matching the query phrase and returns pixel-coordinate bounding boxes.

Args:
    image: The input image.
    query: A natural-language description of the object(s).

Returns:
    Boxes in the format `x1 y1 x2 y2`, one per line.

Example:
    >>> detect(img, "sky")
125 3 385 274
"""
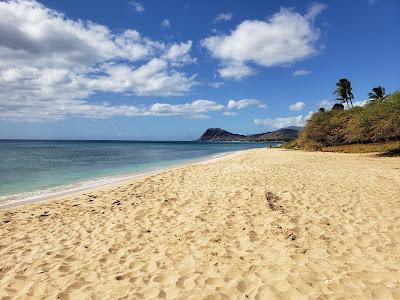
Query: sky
0 0 399 140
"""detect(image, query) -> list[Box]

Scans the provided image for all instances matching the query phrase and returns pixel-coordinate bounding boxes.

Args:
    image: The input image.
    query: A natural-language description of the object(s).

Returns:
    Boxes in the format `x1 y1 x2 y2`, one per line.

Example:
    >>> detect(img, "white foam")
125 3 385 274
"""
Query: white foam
0 172 149 209
212 152 227 158
0 151 236 210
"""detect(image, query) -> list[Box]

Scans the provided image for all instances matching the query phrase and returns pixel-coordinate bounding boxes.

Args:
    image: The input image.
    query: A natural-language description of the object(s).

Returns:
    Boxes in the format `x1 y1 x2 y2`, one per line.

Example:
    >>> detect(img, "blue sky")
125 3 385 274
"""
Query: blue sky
0 0 399 140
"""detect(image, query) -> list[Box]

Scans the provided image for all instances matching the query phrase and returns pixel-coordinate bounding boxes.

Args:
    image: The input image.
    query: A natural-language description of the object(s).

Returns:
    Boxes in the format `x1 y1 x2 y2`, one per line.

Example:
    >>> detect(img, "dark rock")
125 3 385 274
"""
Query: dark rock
198 127 301 142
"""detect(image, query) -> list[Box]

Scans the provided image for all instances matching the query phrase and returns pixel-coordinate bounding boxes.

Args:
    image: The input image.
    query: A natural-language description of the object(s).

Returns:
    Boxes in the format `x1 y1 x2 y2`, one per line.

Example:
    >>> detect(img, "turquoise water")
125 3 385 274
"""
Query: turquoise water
0 140 274 201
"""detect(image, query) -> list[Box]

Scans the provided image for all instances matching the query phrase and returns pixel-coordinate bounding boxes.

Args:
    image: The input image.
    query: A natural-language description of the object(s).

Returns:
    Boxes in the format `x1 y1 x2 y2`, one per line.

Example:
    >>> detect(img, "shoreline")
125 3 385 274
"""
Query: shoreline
0 149 252 210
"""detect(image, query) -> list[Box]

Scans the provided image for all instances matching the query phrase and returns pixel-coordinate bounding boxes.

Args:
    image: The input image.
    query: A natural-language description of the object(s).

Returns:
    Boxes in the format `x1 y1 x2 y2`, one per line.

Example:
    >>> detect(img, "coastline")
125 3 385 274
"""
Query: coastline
0 149 249 210
1 149 399 298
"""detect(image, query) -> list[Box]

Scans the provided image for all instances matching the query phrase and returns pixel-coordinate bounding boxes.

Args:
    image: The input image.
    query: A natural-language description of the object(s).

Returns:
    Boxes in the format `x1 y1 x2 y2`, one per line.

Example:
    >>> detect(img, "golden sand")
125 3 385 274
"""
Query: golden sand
1 149 399 299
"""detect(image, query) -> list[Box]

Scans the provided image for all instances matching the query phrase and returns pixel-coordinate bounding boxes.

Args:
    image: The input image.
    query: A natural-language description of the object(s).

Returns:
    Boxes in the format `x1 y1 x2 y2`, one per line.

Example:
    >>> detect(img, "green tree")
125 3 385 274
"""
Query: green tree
368 86 386 101
334 78 354 108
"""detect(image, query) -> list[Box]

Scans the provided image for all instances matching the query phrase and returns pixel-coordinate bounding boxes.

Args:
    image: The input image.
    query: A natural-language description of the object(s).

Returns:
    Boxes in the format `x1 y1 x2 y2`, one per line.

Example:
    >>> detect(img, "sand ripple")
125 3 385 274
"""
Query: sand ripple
1 149 400 299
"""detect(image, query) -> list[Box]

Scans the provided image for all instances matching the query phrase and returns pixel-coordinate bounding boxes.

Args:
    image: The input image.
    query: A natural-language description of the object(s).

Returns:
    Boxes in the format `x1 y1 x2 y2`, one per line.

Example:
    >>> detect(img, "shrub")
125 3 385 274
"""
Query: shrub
297 91 400 148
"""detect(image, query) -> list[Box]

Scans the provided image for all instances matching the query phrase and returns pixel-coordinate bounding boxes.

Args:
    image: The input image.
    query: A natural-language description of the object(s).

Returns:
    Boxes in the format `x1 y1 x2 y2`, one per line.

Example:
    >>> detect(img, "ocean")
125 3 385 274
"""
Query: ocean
0 140 277 206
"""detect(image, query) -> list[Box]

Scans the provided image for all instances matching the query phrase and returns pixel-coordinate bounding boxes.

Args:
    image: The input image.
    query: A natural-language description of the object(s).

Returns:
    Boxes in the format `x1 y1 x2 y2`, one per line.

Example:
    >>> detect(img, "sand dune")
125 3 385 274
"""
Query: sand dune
1 149 399 299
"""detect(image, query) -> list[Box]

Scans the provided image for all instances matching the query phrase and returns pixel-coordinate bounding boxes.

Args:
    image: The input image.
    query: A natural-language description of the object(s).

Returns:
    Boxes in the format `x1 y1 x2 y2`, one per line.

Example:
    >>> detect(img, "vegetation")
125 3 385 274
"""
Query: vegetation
368 86 386 101
334 78 354 108
332 103 344 110
291 91 400 152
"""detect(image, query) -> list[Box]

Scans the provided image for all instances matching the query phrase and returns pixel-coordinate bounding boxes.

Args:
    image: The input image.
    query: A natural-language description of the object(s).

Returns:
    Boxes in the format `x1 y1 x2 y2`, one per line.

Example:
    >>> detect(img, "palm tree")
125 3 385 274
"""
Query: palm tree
368 86 386 101
333 78 354 108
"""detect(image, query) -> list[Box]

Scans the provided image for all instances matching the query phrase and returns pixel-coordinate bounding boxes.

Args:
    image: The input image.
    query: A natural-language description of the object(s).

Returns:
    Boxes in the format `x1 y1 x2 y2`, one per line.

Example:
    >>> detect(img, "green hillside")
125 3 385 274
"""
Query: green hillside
290 91 400 151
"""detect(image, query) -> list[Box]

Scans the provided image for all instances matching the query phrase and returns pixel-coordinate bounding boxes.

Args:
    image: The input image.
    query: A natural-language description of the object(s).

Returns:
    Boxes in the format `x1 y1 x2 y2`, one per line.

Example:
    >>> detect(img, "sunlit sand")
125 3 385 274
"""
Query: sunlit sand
1 149 399 299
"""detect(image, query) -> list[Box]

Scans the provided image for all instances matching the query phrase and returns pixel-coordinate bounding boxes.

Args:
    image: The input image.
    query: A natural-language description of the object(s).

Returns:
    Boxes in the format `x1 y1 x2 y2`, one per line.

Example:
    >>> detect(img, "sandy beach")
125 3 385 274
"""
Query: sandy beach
0 148 399 299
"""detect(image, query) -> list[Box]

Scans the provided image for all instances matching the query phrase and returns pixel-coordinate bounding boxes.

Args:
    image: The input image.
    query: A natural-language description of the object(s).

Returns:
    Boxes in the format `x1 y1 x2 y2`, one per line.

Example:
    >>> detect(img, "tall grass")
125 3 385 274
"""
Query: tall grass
296 92 400 150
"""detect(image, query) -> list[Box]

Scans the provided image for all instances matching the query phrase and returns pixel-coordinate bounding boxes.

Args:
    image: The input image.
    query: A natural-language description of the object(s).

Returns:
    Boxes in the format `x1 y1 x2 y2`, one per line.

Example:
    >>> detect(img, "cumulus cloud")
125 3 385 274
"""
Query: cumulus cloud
254 111 314 129
0 0 198 121
130 0 144 13
292 69 311 76
218 63 255 80
289 101 305 111
213 12 233 23
161 19 171 30
227 99 266 110
162 41 196 66
202 5 325 79
0 99 224 122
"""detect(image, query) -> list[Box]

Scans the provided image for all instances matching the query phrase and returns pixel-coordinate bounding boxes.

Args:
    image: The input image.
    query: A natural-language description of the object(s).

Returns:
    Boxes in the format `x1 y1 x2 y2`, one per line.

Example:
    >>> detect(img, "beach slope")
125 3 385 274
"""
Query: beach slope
1 149 399 299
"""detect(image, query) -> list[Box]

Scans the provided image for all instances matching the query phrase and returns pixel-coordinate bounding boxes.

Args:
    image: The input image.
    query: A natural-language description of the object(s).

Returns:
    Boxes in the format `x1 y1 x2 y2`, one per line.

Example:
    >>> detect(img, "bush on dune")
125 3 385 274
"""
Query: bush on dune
297 92 400 150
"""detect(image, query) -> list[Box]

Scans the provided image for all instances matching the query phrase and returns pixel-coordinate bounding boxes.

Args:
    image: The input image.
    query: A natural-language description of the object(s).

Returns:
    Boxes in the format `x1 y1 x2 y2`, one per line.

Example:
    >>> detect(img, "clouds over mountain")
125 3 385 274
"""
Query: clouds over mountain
202 4 325 79
255 111 314 129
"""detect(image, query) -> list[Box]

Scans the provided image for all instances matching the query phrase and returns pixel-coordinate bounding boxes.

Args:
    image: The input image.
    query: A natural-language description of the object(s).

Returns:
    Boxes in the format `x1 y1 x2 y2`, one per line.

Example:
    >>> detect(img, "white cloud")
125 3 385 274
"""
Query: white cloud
317 99 368 110
223 111 238 117
213 12 233 23
130 0 145 13
292 69 311 76
227 99 266 110
202 5 325 79
289 101 305 111
0 99 224 122
87 59 196 96
254 111 314 129
305 3 327 21
218 62 255 80
148 99 223 115
209 81 224 88
0 0 198 121
161 19 171 30
162 41 196 66
318 99 335 110
258 104 268 110
186 114 210 120
353 100 369 107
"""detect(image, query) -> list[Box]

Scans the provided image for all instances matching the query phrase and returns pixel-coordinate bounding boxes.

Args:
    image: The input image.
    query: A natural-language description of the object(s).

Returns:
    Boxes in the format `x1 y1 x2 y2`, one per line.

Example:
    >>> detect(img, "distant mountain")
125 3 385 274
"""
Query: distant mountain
199 127 301 142
199 128 246 141
285 126 304 131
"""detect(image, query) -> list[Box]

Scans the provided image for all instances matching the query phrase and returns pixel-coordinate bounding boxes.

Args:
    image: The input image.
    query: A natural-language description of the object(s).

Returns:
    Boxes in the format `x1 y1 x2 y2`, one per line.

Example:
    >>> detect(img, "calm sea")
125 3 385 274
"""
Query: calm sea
0 140 276 204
